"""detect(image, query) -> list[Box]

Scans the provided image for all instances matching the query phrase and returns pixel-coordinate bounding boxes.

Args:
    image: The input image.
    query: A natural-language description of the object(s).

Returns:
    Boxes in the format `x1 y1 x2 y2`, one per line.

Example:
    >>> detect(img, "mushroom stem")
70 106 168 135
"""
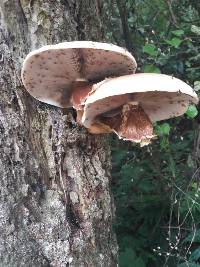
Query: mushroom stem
77 100 156 145
76 110 113 134
70 81 93 110
99 103 156 144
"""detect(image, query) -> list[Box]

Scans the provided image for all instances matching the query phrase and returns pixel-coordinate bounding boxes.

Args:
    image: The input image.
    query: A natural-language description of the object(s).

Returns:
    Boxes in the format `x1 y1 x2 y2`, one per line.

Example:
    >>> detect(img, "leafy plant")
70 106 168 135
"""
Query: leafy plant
103 0 200 266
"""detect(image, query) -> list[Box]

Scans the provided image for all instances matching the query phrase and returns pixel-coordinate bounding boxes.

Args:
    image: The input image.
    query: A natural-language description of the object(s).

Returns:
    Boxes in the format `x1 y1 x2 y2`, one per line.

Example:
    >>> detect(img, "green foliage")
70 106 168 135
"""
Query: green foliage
171 30 185 37
189 248 200 261
183 230 200 243
111 118 198 266
186 105 198 119
143 44 158 57
178 263 200 267
103 0 200 266
165 37 182 48
119 248 146 267
194 81 200 92
155 123 171 136
191 25 200 36
143 65 161 73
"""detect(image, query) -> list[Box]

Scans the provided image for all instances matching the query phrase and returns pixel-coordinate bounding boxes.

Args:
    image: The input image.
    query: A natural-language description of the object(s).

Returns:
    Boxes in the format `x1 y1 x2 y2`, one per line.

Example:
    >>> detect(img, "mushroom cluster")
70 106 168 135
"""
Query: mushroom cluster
21 41 198 145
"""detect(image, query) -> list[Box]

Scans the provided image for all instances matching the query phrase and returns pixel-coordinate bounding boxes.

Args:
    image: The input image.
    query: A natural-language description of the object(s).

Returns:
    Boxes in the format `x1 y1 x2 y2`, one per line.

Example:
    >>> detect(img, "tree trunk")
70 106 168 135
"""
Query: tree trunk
0 1 118 266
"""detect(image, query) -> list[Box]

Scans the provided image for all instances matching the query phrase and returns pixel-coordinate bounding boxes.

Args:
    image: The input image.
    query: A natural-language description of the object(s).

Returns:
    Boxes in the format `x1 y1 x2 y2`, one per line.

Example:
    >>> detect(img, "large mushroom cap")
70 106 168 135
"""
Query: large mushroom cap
21 41 137 108
82 73 198 128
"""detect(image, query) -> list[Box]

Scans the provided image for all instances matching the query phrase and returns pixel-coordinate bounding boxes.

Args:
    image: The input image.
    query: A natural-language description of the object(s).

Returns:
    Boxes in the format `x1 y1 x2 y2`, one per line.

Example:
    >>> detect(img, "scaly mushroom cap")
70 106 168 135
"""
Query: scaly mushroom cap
82 73 198 128
21 41 137 108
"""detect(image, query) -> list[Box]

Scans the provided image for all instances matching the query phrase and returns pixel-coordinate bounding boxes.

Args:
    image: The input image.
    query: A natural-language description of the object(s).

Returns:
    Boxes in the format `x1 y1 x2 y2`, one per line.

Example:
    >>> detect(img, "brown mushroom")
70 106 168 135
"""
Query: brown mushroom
80 73 198 144
21 41 137 108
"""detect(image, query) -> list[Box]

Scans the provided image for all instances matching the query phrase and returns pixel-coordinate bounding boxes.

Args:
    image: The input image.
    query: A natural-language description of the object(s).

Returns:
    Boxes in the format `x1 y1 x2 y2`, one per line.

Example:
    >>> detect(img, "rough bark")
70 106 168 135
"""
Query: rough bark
0 1 118 266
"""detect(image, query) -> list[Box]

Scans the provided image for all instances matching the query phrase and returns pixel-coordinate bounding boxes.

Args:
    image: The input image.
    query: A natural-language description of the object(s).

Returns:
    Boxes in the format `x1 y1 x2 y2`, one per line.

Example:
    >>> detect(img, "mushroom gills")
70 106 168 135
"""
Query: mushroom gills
94 102 156 145
101 105 122 117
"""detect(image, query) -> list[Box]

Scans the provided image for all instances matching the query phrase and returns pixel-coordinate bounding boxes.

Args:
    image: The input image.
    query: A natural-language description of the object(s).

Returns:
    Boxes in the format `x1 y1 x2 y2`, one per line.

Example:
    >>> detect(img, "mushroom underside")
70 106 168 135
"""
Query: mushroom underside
100 104 155 144
76 102 155 146
22 44 136 108
69 77 195 144
79 91 193 144
83 91 192 127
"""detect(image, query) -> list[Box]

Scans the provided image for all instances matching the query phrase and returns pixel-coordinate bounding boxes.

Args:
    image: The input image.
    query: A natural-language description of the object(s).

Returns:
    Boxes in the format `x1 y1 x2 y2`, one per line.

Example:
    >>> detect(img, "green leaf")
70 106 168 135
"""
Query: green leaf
143 64 161 73
155 123 171 136
186 105 198 119
138 27 145 34
143 44 158 56
166 37 182 48
187 154 195 168
189 248 200 261
172 29 184 36
194 81 200 91
160 123 171 135
191 182 198 190
183 229 200 243
128 16 136 25
191 25 200 36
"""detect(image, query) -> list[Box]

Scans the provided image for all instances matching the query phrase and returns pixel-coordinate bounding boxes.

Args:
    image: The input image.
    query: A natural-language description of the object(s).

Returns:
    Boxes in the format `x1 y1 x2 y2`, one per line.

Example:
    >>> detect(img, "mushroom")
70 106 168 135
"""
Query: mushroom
79 73 198 145
21 42 198 146
21 41 137 108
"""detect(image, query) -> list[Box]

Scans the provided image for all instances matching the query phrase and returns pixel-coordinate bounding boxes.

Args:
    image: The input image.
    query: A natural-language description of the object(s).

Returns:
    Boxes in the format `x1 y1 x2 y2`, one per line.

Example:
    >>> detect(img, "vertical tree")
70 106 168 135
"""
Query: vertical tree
0 1 118 266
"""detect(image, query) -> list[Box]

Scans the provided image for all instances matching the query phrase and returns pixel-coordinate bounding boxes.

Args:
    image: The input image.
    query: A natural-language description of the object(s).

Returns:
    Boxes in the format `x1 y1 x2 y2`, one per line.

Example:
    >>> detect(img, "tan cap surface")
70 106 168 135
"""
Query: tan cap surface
82 73 199 127
21 41 137 107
